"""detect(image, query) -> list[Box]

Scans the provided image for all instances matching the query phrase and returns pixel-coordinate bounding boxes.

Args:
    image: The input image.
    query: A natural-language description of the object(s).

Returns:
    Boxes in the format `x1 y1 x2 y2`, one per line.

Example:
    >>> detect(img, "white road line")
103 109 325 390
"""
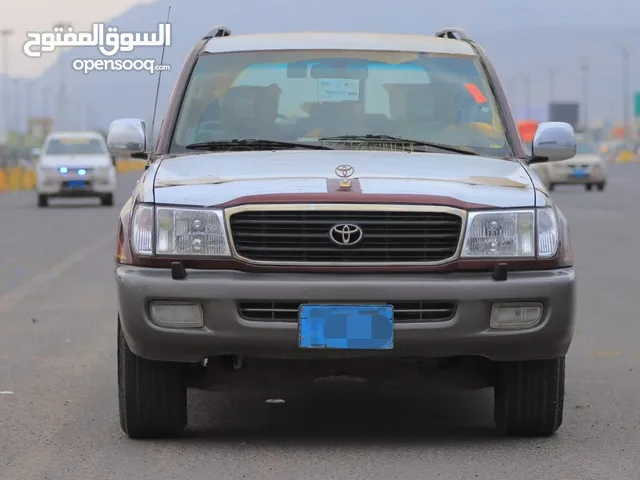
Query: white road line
0 233 114 313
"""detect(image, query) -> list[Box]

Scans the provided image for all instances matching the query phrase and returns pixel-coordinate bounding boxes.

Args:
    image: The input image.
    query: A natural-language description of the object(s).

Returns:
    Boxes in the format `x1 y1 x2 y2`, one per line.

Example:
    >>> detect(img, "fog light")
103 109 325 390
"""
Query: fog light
149 302 203 329
490 302 543 329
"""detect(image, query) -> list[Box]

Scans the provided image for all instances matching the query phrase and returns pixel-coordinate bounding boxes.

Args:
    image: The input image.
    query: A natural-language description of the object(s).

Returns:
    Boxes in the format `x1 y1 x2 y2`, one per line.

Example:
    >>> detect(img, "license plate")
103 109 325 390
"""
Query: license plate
298 304 394 350
570 168 587 178
66 180 86 188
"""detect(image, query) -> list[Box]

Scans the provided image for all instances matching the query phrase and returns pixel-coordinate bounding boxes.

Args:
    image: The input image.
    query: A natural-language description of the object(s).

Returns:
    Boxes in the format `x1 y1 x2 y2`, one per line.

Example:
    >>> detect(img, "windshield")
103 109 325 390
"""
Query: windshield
44 137 107 155
576 142 596 155
171 49 510 157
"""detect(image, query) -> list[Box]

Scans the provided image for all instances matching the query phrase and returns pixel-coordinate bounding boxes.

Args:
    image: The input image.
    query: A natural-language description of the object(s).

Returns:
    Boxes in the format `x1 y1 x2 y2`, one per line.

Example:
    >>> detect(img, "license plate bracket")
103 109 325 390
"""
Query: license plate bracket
570 168 587 178
298 304 394 350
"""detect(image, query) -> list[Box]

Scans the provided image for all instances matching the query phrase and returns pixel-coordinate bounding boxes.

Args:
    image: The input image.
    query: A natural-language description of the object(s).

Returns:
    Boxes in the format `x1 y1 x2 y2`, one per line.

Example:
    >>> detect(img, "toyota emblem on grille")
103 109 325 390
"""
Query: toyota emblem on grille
334 164 355 179
329 223 363 246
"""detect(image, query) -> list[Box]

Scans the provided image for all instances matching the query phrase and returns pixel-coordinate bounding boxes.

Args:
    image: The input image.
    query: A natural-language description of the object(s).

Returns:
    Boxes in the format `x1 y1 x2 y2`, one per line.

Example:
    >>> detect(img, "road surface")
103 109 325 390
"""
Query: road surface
1 166 639 480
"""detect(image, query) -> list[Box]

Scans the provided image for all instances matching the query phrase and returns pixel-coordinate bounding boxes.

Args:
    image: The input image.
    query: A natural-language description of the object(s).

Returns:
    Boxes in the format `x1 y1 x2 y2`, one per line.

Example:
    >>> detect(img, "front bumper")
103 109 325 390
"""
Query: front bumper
37 173 116 196
116 266 576 363
547 166 606 184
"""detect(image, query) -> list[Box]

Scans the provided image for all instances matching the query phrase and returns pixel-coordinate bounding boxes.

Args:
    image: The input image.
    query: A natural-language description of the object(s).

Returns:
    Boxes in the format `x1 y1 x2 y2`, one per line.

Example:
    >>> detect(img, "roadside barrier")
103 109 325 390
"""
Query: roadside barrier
115 158 147 173
0 157 147 194
616 150 639 163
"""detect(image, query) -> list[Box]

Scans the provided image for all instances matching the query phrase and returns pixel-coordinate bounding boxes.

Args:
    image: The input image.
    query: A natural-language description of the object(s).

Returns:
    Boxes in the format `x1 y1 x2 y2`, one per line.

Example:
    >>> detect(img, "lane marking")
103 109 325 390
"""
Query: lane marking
0 233 114 313
0 390 14 395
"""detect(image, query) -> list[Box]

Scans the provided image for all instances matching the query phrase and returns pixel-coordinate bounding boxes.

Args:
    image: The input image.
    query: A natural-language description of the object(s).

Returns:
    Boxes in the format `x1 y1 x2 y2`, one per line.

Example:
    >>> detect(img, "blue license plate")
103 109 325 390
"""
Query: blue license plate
298 304 394 350
66 180 86 187
570 168 587 178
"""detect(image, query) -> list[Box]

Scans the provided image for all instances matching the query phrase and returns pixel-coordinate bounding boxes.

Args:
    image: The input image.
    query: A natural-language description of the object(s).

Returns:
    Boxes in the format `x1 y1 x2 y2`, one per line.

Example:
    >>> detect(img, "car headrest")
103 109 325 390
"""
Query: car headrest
220 85 282 132
383 83 436 120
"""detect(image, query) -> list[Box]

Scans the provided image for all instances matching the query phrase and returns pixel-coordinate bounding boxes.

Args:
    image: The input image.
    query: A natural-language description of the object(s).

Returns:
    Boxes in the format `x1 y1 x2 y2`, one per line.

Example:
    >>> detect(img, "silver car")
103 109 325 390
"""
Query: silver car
531 139 606 191
109 26 577 439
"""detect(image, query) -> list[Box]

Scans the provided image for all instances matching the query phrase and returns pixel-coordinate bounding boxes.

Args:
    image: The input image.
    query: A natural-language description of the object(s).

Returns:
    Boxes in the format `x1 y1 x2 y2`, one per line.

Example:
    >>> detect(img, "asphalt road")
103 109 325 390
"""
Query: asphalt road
1 165 639 480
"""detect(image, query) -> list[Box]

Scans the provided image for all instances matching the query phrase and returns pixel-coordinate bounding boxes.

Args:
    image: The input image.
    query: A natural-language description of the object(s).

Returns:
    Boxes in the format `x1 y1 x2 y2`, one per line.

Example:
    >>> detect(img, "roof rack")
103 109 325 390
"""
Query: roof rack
203 25 231 40
435 28 471 42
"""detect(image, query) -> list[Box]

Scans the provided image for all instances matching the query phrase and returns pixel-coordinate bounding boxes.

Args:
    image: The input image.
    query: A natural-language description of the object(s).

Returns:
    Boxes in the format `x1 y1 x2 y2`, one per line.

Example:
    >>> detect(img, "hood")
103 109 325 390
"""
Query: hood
39 154 112 168
152 150 536 208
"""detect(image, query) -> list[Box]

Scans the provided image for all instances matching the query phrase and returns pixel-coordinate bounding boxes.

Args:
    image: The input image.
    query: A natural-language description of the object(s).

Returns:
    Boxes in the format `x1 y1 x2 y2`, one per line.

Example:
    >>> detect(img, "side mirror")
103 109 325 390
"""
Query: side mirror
529 122 576 164
107 118 147 157
31 148 41 161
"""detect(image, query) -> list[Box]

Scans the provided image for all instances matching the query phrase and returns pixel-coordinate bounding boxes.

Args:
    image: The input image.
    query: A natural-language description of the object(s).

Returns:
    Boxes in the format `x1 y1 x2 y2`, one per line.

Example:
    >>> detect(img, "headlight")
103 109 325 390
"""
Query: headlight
461 208 558 258
131 204 230 257
536 207 558 258
96 166 111 176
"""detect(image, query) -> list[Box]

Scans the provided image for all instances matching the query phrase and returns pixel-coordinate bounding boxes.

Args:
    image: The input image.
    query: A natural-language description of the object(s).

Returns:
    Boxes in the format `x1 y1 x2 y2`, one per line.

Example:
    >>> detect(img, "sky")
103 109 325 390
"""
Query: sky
1 0 153 77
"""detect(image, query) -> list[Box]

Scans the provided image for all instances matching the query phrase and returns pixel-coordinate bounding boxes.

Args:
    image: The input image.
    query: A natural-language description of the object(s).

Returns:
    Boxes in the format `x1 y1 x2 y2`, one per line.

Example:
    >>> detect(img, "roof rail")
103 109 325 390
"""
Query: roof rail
435 28 471 42
203 25 231 40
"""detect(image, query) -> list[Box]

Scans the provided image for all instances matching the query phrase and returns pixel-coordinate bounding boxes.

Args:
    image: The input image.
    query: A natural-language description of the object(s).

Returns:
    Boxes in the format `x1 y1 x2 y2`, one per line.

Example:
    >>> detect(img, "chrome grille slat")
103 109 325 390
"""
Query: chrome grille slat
228 209 463 264
237 301 457 323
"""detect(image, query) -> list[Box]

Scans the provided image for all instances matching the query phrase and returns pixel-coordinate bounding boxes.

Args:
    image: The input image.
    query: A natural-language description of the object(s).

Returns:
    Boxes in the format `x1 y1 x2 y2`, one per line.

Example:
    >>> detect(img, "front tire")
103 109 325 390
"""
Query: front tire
118 321 187 439
585 184 593 191
494 357 565 437
101 193 114 206
37 194 48 207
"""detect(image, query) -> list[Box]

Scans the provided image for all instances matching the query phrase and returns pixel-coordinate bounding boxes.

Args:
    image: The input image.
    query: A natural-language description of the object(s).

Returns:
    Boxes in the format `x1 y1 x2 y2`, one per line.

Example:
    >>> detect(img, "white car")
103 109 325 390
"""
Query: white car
530 139 606 191
36 131 117 207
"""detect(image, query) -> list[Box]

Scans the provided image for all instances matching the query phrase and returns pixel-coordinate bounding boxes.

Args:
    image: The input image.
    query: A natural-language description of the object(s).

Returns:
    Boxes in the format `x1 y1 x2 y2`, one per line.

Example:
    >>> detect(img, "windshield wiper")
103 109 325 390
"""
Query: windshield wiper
185 138 334 151
318 134 478 155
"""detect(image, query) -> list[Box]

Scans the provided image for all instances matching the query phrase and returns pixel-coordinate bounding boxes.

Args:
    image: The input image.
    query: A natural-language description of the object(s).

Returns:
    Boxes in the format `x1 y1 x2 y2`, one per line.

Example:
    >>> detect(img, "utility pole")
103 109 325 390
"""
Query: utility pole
524 75 531 118
0 28 14 137
621 46 631 141
42 86 49 117
580 60 589 132
13 79 20 133
25 80 33 134
53 22 72 130
548 69 555 102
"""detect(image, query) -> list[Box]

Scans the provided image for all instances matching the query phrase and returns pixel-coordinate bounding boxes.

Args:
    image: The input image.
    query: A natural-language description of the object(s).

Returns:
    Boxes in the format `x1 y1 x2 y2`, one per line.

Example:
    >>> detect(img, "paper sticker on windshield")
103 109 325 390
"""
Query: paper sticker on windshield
464 83 487 104
317 79 360 102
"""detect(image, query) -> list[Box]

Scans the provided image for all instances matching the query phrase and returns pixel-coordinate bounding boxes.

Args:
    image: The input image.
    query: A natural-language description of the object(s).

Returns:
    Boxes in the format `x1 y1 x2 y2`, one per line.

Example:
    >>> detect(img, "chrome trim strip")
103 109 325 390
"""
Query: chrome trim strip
224 203 467 266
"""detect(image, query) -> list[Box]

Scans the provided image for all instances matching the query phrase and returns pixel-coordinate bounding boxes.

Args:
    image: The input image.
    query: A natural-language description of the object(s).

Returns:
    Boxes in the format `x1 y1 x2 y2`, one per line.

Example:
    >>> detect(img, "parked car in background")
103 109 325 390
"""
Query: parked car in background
35 130 117 207
531 138 605 191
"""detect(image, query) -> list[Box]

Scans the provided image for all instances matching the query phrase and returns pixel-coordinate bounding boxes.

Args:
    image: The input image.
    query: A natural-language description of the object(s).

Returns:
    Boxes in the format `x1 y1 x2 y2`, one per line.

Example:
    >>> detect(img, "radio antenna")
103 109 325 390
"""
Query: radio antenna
148 5 172 160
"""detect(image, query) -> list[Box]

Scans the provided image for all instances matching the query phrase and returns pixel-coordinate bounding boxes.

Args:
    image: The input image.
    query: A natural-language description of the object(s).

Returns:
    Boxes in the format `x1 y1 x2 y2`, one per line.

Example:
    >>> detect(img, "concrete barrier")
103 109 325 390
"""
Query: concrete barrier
617 150 639 163
116 158 147 173
0 169 7 193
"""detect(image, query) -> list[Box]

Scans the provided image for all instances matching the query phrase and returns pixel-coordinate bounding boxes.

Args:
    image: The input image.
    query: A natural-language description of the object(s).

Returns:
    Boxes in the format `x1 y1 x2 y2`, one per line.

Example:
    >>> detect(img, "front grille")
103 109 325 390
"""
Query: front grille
238 301 457 323
228 210 463 263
